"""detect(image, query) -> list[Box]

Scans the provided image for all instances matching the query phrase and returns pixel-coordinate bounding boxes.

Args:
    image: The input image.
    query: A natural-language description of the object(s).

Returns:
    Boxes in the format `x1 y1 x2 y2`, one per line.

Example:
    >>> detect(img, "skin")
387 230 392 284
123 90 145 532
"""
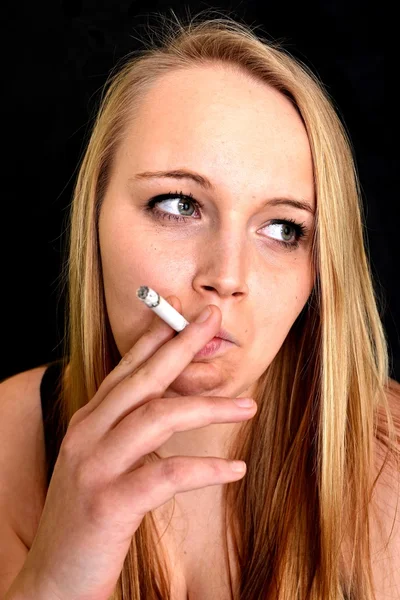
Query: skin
98 64 316 463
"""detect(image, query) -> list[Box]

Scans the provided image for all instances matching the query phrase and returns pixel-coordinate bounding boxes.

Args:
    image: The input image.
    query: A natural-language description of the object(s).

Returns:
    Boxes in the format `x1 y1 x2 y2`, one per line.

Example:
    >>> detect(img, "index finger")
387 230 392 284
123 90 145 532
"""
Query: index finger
90 304 221 429
76 295 182 419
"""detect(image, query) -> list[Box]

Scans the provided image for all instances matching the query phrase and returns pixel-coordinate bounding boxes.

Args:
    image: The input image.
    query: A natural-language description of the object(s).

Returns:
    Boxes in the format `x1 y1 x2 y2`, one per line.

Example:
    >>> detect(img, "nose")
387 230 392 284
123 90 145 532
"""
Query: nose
193 229 250 299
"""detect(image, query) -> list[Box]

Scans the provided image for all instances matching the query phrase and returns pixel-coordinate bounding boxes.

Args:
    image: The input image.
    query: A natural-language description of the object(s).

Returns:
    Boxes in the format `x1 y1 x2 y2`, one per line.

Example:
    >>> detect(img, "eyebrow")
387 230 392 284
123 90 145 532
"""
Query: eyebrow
131 169 315 216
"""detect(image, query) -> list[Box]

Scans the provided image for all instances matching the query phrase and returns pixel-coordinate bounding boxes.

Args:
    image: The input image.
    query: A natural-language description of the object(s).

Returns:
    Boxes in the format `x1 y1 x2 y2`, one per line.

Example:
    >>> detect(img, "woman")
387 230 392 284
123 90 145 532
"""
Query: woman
1 12 399 600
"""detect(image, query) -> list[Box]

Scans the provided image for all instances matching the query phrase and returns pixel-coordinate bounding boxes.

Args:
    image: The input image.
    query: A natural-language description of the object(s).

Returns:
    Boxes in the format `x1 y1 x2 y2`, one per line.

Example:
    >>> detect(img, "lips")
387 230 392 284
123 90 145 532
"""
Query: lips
194 336 224 359
214 328 238 345
190 308 239 346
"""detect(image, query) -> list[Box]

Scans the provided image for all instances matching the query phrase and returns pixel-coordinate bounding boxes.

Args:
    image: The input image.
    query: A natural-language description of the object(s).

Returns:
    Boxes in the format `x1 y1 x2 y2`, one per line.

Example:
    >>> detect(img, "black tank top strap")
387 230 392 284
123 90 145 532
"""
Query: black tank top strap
40 359 67 488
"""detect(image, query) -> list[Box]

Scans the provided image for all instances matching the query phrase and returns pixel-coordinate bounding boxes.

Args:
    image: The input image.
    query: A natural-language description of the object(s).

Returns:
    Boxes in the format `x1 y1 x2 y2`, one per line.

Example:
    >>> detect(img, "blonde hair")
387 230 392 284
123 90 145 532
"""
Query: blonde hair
56 9 399 599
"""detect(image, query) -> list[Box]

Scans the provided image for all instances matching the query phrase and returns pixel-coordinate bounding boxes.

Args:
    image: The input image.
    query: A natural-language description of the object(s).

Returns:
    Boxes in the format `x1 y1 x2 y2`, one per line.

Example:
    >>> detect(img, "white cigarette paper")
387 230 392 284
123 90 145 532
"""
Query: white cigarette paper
136 286 190 332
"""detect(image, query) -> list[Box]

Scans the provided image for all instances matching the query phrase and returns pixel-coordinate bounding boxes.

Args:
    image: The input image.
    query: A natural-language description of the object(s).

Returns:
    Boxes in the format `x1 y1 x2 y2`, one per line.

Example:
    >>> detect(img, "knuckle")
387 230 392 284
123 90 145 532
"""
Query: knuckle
135 366 165 397
209 459 225 478
118 348 136 367
141 398 168 424
160 457 184 486
74 457 101 491
85 486 114 524
206 396 220 415
60 425 80 459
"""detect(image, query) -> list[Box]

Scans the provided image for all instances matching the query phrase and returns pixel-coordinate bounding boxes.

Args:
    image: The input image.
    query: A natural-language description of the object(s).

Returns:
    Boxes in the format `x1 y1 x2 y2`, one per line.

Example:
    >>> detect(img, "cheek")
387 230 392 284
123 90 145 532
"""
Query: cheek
100 234 189 308
100 206 157 298
99 211 194 354
246 270 313 377
255 265 314 336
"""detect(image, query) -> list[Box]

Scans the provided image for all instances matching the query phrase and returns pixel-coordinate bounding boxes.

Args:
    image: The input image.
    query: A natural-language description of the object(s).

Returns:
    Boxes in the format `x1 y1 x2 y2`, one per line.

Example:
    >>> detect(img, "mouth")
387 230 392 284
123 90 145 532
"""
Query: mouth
190 311 239 359
214 327 238 345
193 336 235 360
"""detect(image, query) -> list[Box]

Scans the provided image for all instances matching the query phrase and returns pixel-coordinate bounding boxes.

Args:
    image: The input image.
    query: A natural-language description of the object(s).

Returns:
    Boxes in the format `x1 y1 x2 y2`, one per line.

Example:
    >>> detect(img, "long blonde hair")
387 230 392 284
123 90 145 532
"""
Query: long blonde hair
56 10 399 599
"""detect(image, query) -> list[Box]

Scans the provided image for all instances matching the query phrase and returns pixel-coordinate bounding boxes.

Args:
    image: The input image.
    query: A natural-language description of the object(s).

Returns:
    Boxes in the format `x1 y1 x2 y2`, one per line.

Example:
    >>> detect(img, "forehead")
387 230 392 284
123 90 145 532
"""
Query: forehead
117 65 314 203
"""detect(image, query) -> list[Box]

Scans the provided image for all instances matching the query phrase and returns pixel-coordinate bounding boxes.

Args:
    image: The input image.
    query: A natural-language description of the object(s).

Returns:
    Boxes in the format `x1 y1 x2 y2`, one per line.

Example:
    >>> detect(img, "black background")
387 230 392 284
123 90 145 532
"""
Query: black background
2 1 396 382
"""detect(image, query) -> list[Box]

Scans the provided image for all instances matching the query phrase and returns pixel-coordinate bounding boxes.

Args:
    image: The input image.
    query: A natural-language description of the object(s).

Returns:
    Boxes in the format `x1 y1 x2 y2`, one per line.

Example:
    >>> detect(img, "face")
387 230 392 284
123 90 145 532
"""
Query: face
98 65 316 401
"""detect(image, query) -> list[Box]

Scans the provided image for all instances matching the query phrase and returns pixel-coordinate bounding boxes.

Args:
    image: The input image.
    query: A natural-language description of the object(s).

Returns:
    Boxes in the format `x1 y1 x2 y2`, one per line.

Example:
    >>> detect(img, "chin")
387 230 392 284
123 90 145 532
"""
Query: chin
162 362 232 398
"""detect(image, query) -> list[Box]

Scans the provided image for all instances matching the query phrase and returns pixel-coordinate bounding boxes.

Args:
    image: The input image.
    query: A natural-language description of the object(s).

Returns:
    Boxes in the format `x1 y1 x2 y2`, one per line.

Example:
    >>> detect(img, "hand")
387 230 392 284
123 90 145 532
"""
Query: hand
12 297 257 600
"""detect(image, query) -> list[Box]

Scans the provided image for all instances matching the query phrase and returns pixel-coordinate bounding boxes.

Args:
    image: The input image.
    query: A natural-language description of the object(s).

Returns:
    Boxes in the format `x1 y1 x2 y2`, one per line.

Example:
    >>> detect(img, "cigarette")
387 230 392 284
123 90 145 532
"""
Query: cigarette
136 286 190 332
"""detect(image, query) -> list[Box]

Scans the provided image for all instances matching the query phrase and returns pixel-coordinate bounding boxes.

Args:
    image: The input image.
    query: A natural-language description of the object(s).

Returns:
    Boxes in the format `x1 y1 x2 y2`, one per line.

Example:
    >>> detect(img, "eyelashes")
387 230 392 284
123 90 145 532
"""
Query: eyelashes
144 190 309 251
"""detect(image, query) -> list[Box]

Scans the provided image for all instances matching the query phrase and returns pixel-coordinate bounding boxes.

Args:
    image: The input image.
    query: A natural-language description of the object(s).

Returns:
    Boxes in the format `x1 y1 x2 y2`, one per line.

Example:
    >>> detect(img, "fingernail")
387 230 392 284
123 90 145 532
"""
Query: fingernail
234 398 254 407
195 306 212 323
230 460 246 472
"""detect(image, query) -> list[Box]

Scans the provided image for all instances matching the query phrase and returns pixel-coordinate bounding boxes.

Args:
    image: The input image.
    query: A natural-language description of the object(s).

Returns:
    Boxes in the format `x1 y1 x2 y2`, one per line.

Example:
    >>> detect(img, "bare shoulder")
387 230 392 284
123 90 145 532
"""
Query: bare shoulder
0 366 49 548
371 377 400 599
